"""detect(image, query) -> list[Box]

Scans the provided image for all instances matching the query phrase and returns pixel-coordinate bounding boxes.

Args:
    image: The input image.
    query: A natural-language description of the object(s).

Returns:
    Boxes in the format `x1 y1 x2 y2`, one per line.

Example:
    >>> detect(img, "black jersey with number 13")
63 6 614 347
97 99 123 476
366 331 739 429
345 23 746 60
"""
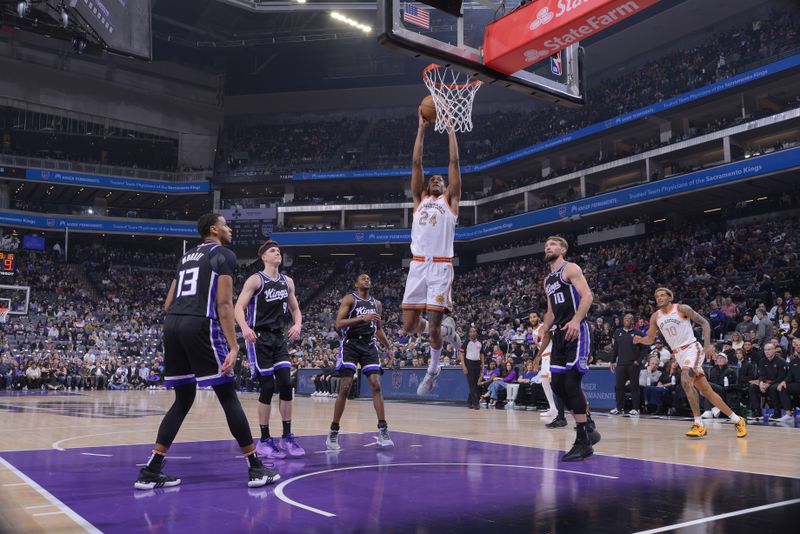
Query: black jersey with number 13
167 241 237 319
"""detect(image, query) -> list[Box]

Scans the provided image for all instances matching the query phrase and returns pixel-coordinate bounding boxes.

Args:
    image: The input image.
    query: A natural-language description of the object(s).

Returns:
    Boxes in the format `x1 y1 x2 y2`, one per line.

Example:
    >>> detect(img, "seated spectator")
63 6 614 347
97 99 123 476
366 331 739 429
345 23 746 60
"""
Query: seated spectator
484 361 517 407
701 353 738 419
514 360 544 410
477 361 500 404
747 343 787 418
639 356 663 413
108 368 128 390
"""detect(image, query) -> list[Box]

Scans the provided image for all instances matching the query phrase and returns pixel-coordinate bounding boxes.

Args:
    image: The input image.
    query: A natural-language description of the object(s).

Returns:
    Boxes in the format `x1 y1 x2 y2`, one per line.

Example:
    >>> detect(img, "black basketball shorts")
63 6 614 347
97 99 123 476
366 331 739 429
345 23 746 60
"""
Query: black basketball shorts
246 330 290 378
336 336 383 378
549 321 591 374
163 315 234 387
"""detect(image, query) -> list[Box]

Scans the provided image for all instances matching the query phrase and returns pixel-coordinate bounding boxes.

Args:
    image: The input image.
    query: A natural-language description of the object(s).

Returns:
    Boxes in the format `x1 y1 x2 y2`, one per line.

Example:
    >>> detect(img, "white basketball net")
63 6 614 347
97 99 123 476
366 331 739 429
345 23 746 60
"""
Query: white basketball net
422 64 482 133
0 308 8 324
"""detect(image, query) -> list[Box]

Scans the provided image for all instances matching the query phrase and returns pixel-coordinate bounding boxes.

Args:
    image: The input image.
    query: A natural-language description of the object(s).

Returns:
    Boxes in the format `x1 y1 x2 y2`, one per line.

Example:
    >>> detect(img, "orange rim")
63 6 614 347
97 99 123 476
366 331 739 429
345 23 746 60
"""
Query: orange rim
422 63 483 89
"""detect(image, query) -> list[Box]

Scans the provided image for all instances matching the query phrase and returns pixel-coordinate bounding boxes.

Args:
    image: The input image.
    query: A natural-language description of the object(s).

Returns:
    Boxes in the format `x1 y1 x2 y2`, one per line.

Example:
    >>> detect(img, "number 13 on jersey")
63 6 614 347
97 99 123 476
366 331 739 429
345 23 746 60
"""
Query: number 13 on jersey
176 267 199 297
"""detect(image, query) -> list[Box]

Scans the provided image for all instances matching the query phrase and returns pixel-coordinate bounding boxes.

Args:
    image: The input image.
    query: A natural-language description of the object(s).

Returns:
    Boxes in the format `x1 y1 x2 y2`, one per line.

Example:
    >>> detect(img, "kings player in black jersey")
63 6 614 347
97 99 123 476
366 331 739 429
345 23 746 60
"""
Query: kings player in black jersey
235 240 305 460
326 273 394 450
135 213 279 490
538 236 598 461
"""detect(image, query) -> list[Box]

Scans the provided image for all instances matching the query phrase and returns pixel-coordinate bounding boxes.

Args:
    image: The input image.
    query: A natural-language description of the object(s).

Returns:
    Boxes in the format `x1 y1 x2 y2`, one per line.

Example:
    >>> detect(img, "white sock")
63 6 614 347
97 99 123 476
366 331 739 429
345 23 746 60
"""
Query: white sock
694 417 703 426
729 413 741 423
419 318 429 335
428 347 442 372
541 376 555 411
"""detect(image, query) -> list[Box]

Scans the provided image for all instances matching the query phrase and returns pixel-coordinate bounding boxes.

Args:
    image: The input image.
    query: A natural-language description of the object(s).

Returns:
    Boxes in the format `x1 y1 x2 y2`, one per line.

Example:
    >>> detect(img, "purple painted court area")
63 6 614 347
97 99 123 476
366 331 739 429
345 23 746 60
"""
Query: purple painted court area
2 432 799 533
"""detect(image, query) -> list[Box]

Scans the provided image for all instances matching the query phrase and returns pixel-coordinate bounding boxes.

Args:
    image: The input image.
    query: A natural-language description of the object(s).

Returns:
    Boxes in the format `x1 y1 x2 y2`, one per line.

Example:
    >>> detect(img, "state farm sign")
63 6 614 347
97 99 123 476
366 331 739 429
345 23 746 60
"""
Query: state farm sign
484 0 661 75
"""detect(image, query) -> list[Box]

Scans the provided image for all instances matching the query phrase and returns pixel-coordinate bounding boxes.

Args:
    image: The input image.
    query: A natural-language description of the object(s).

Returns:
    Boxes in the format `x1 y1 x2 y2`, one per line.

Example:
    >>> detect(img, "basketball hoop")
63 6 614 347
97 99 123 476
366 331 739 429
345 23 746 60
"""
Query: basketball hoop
422 64 482 133
0 307 8 324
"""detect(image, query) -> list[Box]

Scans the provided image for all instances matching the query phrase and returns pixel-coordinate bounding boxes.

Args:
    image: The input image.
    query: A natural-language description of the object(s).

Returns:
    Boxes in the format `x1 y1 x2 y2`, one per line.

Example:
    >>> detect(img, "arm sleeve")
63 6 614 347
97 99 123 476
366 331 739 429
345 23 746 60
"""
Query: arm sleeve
210 247 237 277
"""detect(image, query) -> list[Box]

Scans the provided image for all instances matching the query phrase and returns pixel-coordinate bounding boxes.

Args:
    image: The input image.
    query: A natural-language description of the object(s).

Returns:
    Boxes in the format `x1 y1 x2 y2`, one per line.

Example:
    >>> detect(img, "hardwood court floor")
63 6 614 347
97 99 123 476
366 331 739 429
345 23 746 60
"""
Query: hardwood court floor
0 390 798 533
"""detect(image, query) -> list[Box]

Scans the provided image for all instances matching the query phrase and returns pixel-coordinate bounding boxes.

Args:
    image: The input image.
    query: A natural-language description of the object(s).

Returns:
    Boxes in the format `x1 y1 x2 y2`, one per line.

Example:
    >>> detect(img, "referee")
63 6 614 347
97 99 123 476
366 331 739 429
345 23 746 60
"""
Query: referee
461 327 483 410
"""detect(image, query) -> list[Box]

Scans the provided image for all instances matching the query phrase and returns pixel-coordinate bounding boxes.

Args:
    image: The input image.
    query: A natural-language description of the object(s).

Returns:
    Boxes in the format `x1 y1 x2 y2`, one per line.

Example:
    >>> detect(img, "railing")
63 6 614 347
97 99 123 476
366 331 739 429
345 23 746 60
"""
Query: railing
0 154 212 182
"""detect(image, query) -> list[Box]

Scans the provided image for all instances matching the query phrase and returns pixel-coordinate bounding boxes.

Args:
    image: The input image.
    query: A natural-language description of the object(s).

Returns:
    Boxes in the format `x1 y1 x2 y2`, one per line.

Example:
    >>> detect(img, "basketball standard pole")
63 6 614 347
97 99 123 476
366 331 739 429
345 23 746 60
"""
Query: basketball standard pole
182 240 187 255
64 227 69 262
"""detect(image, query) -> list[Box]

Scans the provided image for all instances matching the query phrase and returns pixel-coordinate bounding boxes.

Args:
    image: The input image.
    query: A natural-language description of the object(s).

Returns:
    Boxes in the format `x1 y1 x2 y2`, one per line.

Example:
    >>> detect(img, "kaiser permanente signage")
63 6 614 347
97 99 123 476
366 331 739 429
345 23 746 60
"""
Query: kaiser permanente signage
294 53 800 181
24 169 210 194
0 211 196 236
275 148 800 245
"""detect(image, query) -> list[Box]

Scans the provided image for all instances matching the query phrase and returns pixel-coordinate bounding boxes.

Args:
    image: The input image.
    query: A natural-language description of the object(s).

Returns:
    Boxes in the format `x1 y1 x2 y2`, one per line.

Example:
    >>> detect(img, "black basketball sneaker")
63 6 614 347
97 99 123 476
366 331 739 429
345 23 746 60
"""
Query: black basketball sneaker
134 467 181 490
249 465 281 488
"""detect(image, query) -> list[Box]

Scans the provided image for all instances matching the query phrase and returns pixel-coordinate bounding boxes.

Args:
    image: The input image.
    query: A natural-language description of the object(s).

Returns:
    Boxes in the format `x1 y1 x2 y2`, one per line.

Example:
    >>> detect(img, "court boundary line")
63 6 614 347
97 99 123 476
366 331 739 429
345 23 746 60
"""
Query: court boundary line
392 430 800 480
0 456 102 534
633 497 800 533
273 462 619 517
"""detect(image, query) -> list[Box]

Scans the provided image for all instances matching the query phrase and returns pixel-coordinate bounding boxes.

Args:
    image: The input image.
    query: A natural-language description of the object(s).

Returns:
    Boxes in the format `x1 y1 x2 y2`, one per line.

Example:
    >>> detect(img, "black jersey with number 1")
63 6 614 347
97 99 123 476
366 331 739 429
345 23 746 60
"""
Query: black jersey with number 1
341 293 378 339
167 241 237 319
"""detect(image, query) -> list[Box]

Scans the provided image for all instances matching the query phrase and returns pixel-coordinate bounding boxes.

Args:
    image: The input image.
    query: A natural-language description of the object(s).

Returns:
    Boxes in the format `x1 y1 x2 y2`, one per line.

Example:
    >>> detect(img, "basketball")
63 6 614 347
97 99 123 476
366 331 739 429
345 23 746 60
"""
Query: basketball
419 95 436 123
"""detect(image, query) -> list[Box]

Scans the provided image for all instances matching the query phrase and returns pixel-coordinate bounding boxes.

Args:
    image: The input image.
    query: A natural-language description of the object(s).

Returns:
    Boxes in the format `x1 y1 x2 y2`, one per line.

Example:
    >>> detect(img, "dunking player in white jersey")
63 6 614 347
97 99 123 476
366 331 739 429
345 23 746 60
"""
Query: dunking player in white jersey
634 288 747 438
403 108 461 395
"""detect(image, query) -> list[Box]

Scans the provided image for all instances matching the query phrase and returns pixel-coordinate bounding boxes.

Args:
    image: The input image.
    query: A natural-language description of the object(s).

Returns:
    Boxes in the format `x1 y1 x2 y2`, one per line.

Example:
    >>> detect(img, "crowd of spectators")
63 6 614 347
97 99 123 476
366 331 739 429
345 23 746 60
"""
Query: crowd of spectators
2 207 799 421
219 10 799 174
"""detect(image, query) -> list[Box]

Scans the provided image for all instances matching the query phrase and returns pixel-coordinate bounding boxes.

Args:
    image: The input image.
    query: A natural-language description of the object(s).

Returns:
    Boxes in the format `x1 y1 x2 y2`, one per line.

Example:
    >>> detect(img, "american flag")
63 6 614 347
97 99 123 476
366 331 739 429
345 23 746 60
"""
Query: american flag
403 3 430 30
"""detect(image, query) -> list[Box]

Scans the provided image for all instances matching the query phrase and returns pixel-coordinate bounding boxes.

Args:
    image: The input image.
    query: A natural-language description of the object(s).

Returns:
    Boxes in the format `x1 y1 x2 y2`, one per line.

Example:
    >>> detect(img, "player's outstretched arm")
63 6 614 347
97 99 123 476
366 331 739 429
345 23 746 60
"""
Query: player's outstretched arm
446 129 461 212
234 274 261 343
633 313 659 345
561 263 593 342
411 111 429 207
679 304 715 358
163 279 177 313
285 275 302 340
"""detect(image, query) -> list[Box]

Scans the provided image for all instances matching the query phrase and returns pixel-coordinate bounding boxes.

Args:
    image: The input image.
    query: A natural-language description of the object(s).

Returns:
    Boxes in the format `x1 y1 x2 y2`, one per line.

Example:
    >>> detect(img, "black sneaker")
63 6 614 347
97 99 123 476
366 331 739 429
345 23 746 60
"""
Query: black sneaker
561 440 594 462
586 417 601 445
134 468 181 490
545 417 567 428
248 465 281 488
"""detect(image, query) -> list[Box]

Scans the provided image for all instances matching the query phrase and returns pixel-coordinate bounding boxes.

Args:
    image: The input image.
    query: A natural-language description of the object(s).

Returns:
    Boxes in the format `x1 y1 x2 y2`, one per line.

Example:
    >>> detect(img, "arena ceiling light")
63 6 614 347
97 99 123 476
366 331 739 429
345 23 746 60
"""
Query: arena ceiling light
330 11 371 33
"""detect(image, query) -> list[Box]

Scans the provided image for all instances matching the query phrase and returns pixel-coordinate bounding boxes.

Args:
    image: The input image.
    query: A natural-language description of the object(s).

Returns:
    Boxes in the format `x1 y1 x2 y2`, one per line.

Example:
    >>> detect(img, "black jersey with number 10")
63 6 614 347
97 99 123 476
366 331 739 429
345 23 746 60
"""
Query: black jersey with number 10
167 241 237 319
545 262 581 328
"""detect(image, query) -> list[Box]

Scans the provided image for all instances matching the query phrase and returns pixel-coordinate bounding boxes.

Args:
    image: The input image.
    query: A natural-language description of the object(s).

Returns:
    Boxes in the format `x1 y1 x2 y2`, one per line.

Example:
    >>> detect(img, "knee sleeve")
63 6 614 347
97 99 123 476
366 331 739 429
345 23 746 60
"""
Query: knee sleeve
275 368 293 401
212 381 253 448
259 375 275 404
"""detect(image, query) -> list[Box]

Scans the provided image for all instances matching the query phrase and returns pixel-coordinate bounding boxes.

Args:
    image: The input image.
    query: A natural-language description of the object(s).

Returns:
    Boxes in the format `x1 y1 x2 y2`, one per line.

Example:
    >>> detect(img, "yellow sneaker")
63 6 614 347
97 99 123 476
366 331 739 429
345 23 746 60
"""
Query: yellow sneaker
686 423 707 438
734 418 747 438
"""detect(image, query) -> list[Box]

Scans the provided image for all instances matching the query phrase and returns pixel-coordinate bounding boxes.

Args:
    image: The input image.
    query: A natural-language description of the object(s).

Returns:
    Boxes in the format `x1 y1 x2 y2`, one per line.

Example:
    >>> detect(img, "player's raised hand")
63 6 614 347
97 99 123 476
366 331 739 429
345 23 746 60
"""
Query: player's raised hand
561 320 581 342
220 347 238 374
288 322 302 340
242 326 257 343
418 109 430 129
